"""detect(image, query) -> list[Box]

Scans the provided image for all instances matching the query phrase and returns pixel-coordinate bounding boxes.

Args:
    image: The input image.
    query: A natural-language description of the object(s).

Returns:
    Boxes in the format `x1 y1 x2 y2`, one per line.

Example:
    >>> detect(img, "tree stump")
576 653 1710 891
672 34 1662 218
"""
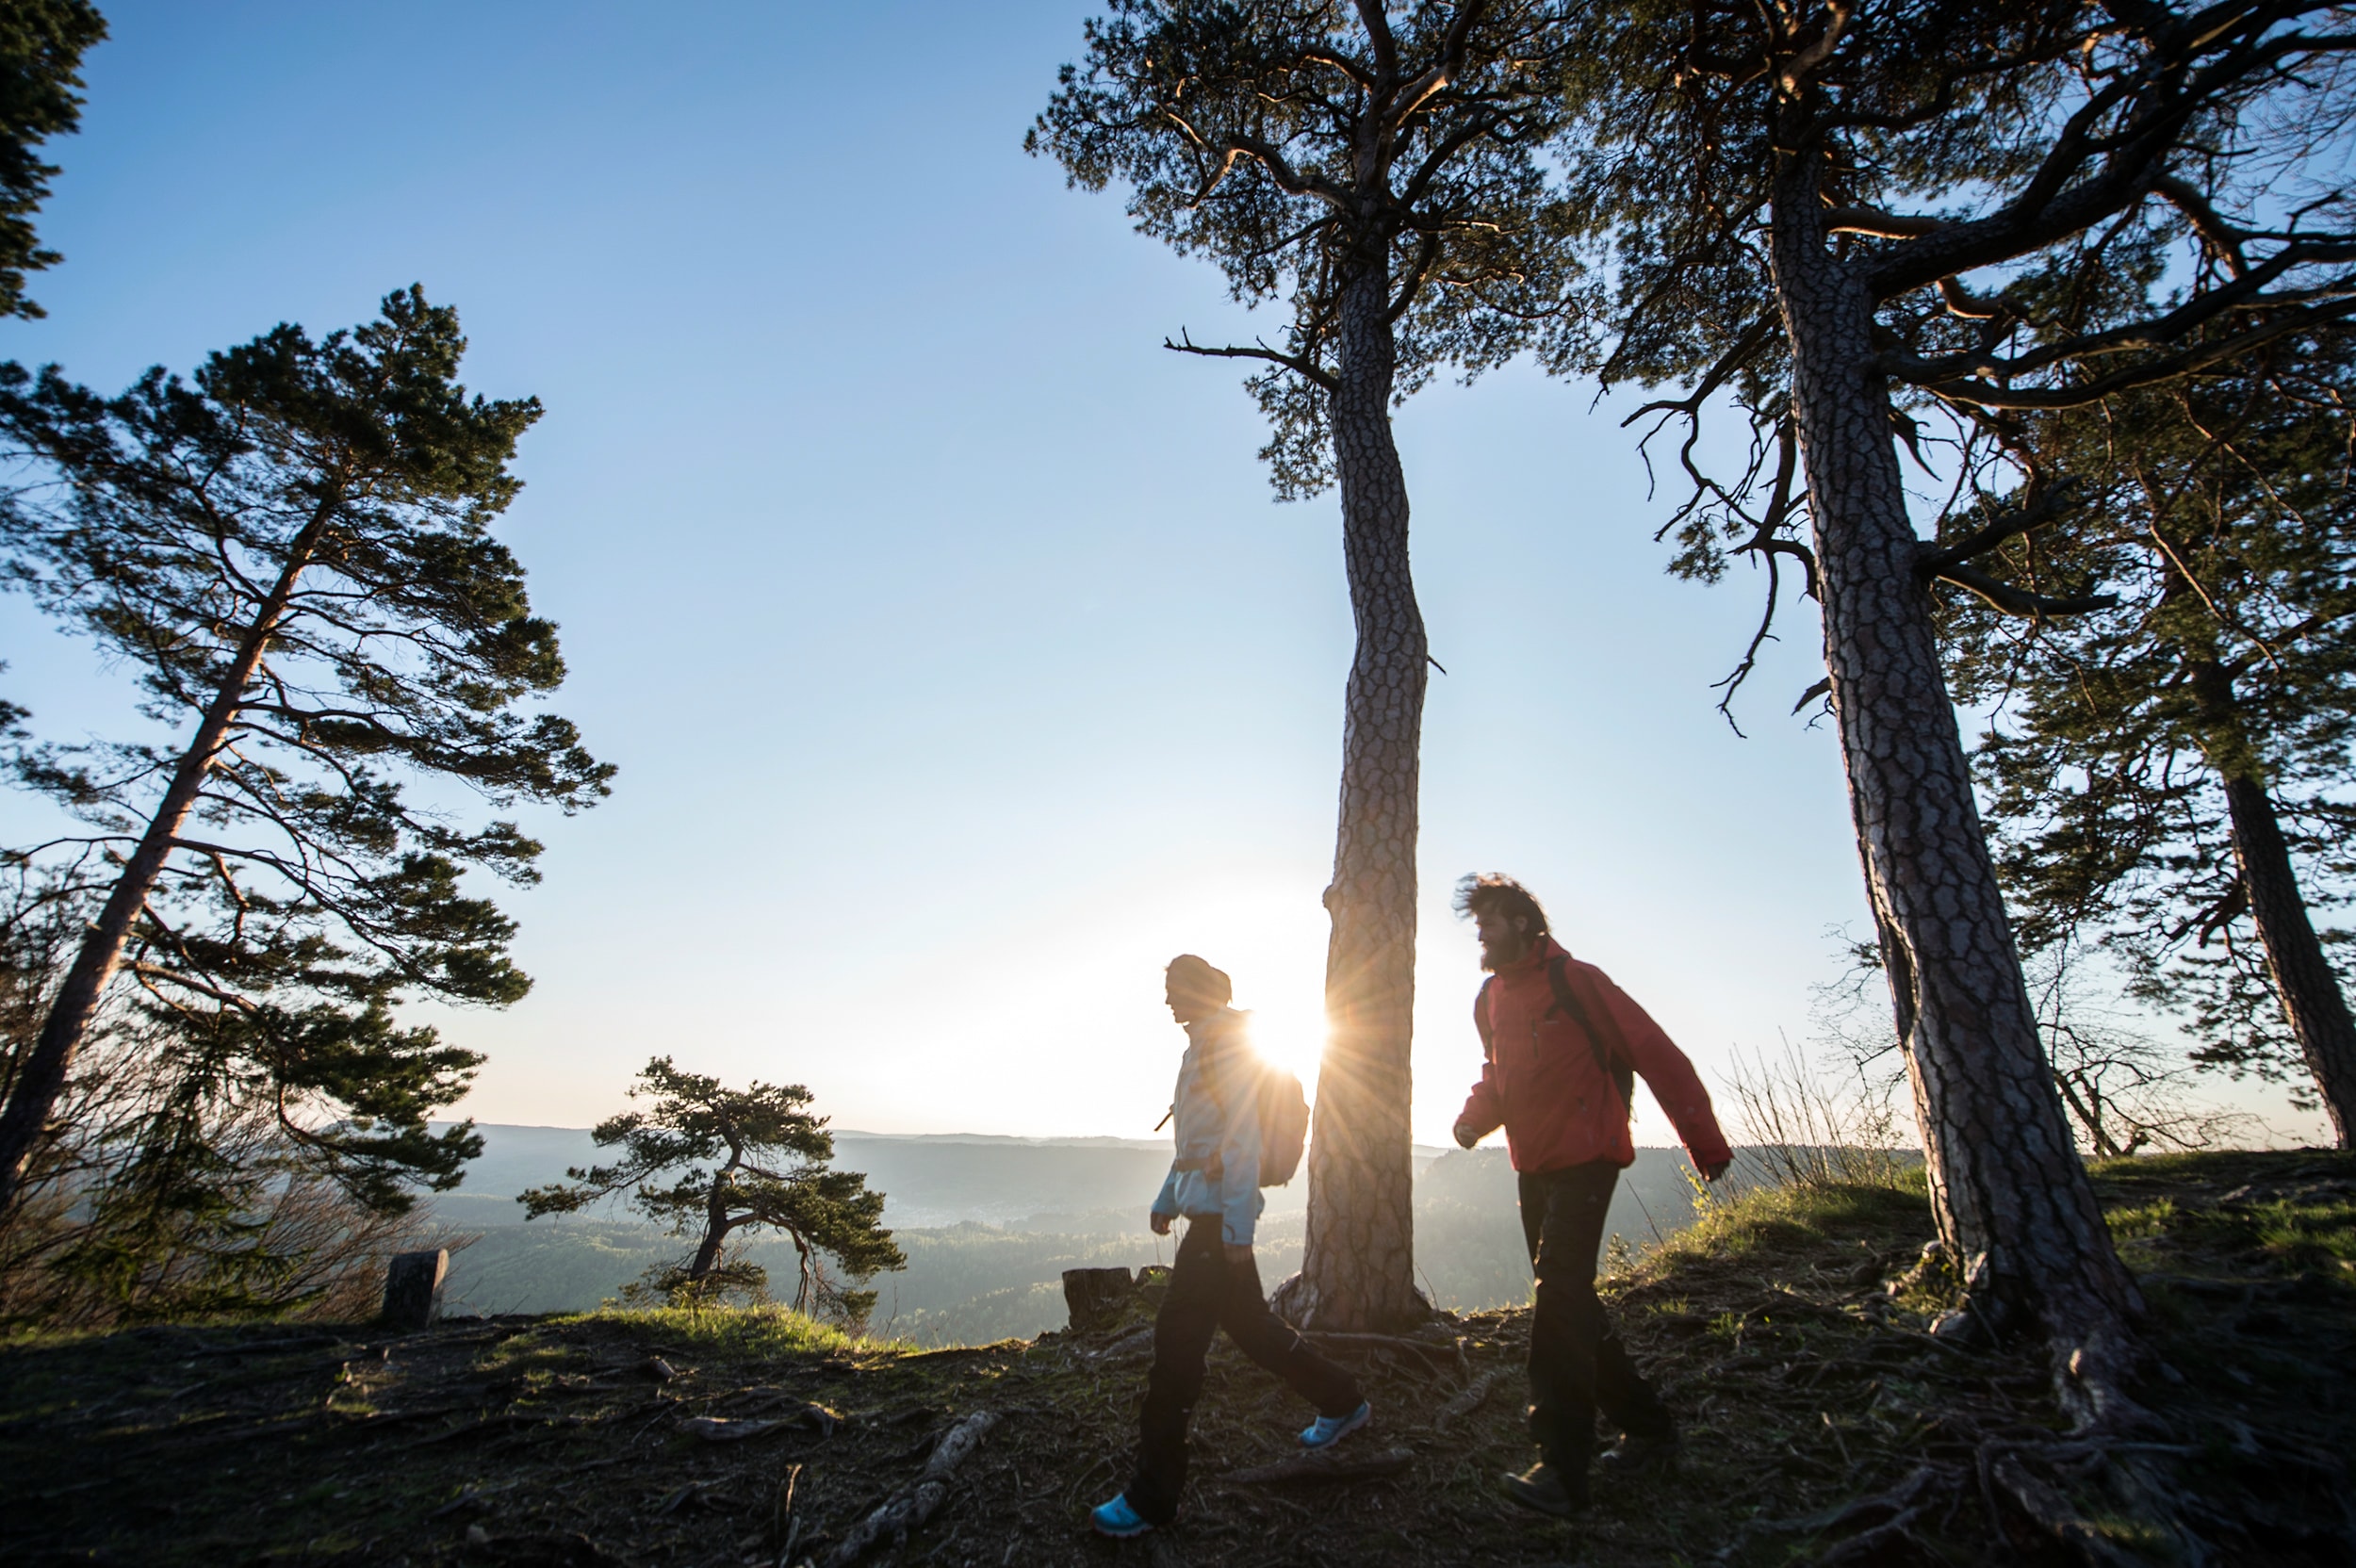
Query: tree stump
1061 1266 1140 1332
382 1249 449 1331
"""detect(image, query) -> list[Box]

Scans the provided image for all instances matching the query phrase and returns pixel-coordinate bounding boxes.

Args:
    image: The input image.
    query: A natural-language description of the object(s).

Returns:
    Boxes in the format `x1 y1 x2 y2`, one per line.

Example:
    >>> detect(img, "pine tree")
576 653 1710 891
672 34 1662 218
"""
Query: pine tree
1541 0 2356 1417
1946 346 2356 1144
519 1058 905 1324
0 0 106 319
0 286 613 1211
1031 0 1578 1330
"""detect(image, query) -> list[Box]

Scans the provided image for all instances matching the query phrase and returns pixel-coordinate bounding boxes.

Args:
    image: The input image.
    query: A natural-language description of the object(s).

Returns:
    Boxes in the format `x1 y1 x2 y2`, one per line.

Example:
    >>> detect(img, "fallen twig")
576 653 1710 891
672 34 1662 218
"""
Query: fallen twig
679 1400 842 1442
818 1410 999 1568
1431 1371 1497 1432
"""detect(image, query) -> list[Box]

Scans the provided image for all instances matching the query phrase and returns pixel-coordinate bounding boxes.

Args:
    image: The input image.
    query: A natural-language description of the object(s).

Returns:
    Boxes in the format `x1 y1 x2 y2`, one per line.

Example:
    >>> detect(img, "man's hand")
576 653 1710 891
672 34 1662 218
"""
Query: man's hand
1224 1242 1253 1267
1703 1158 1731 1184
1453 1122 1480 1151
1150 1211 1173 1235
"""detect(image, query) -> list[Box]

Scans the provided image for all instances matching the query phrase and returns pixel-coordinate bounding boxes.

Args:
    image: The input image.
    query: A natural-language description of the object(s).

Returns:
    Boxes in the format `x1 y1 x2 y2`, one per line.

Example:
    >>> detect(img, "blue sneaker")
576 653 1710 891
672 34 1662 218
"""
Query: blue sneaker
1299 1400 1372 1449
1089 1494 1153 1539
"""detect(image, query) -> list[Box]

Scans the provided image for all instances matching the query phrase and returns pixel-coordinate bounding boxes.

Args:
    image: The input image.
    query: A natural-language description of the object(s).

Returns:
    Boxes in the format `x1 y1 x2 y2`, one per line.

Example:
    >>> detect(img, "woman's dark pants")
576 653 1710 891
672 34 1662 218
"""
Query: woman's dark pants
1123 1217 1363 1524
1519 1162 1673 1478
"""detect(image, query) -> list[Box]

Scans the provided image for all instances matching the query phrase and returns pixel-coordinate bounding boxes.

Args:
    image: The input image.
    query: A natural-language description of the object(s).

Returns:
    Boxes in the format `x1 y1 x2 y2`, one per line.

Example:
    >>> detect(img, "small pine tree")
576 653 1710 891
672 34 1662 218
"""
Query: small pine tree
519 1058 905 1327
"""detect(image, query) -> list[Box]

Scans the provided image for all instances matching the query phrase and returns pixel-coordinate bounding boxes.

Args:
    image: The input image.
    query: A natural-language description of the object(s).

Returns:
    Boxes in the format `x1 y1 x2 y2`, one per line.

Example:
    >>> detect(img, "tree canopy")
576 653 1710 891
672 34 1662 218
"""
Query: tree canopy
1547 0 2356 704
1031 0 1579 495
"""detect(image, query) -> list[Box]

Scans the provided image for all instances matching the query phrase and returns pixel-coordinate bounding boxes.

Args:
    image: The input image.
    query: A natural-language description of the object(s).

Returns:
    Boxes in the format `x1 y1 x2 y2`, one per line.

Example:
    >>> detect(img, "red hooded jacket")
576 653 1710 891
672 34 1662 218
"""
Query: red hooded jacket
1456 938 1732 1174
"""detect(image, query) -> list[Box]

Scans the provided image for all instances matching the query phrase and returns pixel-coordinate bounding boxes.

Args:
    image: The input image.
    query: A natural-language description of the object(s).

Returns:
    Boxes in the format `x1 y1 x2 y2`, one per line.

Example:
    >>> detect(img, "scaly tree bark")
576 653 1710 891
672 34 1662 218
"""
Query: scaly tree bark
1545 0 2356 1419
1314 246 1424 1325
1034 0 1578 1328
2207 711 2356 1144
1768 162 2136 1378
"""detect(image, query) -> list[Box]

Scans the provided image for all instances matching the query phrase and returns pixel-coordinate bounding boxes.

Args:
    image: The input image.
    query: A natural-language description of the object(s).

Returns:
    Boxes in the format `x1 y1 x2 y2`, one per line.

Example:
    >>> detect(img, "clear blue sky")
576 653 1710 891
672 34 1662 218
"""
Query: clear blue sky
1 1 2319 1149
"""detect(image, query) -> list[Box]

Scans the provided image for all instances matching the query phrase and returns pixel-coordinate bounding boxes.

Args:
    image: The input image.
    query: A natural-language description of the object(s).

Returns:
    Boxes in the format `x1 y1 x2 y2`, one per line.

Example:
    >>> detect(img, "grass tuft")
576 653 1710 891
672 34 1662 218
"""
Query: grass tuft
548 1302 887 1357
1637 1176 1930 1278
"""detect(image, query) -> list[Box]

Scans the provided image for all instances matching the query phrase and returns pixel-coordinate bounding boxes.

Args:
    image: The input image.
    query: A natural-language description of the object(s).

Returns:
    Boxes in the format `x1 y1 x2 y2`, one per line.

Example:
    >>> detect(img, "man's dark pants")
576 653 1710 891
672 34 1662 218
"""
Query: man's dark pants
1125 1217 1363 1524
1519 1162 1673 1478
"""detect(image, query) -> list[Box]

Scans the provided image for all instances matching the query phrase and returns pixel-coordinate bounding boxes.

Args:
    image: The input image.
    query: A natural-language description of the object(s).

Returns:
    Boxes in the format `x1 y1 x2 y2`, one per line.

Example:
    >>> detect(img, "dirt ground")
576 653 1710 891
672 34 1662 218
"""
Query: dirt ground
2 1149 2349 1567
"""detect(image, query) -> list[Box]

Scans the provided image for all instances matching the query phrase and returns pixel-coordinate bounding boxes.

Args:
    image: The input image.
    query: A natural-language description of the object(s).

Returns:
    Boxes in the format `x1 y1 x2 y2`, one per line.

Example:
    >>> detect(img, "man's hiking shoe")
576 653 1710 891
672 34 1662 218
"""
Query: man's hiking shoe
1299 1400 1372 1449
1501 1462 1586 1518
1596 1429 1680 1478
1090 1494 1153 1539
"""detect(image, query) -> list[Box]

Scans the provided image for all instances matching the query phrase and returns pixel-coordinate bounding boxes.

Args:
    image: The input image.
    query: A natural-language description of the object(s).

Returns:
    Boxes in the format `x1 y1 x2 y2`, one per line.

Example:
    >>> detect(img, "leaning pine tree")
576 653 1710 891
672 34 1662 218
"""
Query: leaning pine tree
0 286 613 1211
1032 0 1577 1330
519 1057 905 1323
1544 0 2356 1418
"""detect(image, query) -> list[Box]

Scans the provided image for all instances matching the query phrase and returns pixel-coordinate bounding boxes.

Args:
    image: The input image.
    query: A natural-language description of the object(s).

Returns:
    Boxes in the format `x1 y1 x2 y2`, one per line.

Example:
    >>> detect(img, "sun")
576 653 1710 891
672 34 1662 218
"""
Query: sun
1238 998 1329 1091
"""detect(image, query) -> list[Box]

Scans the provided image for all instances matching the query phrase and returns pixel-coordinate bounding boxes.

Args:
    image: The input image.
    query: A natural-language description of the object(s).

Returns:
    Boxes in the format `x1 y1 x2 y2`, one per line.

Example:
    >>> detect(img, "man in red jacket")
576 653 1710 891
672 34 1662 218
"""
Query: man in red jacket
1451 874 1734 1518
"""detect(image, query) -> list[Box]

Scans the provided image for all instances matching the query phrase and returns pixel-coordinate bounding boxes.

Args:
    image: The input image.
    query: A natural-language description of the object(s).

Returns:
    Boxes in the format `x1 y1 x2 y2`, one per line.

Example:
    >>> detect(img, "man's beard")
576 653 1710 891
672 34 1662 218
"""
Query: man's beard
1479 938 1530 972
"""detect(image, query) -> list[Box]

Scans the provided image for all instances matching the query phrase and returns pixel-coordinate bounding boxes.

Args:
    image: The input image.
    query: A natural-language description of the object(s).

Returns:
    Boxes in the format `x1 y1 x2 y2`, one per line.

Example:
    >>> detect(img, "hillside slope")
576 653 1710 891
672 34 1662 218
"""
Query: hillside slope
3 1150 2348 1566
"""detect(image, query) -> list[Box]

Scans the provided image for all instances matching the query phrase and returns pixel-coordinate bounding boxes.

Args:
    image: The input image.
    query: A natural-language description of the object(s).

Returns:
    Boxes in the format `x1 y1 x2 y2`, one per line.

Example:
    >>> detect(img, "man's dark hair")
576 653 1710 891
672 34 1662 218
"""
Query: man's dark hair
1453 874 1548 939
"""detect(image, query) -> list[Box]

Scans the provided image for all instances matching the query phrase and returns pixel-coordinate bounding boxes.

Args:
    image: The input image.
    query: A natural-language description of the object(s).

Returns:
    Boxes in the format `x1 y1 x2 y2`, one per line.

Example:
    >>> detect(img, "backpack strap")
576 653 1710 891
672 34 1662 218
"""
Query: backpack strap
1546 955 1637 1119
1174 1025 1252 1179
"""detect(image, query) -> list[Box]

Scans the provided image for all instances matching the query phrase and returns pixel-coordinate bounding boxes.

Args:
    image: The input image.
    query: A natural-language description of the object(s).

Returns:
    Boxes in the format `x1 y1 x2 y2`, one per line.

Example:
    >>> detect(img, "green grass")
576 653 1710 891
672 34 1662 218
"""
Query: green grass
1640 1172 1929 1273
2252 1197 2356 1266
545 1302 882 1358
2104 1199 2178 1240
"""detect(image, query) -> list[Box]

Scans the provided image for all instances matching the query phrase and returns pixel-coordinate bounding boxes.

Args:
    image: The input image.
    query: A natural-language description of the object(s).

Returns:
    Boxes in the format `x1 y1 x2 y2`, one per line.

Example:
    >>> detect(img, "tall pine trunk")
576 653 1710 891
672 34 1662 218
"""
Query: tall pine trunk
2189 661 2356 1146
1286 251 1427 1331
0 518 328 1209
1768 150 2141 1418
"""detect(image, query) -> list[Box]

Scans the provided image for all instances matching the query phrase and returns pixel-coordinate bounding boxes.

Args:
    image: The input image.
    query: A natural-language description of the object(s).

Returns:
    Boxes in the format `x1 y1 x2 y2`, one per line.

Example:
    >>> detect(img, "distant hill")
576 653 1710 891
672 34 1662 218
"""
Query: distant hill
427 1123 1458 1231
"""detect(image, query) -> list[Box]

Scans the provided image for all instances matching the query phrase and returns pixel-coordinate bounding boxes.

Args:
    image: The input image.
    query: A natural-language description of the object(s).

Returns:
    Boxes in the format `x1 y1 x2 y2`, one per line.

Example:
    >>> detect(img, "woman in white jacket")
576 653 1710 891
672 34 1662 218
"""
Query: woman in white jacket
1091 955 1373 1540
